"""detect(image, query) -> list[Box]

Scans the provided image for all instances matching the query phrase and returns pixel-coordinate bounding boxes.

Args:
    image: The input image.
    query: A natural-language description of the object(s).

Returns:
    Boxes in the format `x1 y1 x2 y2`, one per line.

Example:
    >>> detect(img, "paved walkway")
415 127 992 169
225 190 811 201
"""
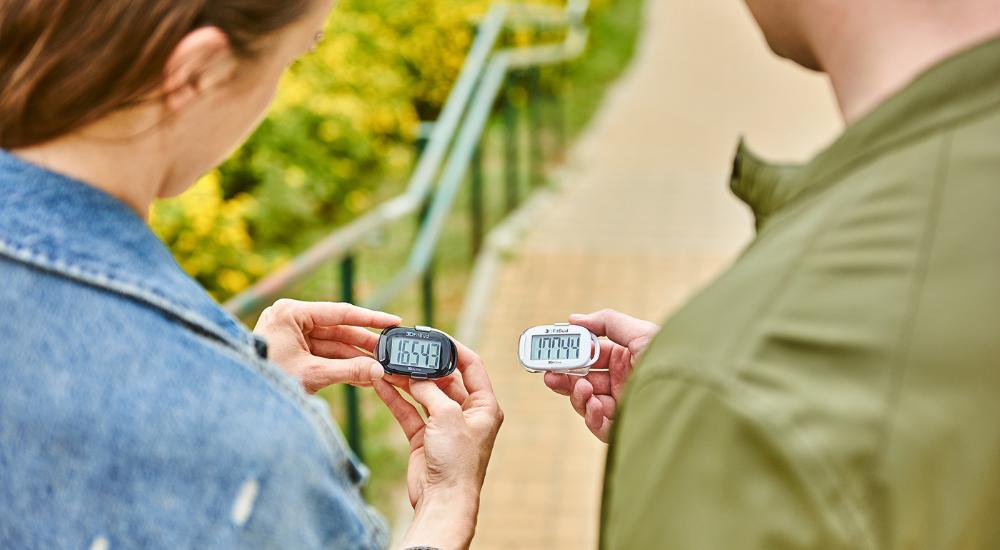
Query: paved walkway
469 0 842 548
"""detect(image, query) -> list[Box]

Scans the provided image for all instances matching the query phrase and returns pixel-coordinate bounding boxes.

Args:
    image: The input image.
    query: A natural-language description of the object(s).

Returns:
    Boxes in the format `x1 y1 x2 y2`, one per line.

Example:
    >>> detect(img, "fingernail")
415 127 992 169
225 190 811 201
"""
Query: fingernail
369 362 384 380
569 313 585 319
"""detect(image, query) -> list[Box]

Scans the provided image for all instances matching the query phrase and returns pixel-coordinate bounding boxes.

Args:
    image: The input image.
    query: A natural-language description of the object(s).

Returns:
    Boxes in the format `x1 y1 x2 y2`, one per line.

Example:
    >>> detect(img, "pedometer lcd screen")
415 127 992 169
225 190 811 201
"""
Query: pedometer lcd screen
390 337 442 370
530 334 581 361
377 326 457 379
518 323 601 375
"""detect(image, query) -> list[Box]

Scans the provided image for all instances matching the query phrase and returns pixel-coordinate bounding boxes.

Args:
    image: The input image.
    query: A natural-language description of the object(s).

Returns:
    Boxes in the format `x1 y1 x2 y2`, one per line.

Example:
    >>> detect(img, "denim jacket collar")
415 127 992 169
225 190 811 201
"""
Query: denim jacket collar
0 149 254 352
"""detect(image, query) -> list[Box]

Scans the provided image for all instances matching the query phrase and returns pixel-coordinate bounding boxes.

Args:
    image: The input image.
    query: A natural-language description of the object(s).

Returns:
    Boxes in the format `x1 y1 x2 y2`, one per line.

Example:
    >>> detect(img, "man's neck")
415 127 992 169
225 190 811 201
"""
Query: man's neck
815 3 1000 123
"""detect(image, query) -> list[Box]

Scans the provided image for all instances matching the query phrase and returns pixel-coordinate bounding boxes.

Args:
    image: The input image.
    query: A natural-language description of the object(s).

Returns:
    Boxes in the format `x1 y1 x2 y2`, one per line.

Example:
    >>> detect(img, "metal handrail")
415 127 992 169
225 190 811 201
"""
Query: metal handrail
224 1 590 318
367 9 590 310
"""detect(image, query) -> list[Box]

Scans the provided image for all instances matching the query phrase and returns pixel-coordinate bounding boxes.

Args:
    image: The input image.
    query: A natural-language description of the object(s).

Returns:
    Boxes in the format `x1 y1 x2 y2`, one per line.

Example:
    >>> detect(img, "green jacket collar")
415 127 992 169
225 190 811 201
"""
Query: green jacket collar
731 33 1000 227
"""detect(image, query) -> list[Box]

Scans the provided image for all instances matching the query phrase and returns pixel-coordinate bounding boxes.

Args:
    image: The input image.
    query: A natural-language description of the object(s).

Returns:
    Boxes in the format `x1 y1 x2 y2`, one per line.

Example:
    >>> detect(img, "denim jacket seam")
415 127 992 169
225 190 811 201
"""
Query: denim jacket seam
0 243 389 545
192 332 389 544
0 238 254 353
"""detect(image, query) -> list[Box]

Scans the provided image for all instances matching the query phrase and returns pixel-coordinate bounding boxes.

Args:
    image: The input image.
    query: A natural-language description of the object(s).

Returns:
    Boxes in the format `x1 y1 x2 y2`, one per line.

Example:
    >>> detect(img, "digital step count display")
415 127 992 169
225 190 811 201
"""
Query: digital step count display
518 323 601 375
377 326 457 379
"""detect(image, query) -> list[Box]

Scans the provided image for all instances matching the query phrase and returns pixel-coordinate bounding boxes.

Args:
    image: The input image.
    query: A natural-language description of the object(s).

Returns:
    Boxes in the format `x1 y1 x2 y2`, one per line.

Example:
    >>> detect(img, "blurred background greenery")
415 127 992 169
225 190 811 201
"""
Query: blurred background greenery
151 0 644 526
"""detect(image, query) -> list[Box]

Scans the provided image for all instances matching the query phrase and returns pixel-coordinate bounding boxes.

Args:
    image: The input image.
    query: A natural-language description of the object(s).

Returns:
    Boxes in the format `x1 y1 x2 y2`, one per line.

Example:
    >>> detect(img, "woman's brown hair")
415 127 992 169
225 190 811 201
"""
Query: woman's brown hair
0 0 313 149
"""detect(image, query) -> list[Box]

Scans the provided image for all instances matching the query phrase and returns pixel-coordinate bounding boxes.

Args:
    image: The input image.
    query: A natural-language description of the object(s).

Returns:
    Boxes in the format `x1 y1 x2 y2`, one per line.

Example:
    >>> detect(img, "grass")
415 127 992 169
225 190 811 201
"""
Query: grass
270 0 646 526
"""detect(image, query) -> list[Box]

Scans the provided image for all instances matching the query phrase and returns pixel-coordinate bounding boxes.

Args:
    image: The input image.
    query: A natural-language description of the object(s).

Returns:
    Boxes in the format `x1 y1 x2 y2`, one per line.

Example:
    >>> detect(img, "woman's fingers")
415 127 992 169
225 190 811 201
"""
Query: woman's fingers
451 337 483 372
272 299 400 330
308 338 370 360
301 356 384 392
310 325 380 351
410 379 463 417
438 372 470 404
450 337 494 395
382 373 469 404
373 379 424 441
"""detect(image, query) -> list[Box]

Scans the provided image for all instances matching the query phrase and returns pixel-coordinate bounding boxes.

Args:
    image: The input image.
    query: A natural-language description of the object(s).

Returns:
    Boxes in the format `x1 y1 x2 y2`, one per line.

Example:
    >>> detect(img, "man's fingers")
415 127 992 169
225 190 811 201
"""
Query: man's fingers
373 379 424 440
595 394 617 419
585 397 613 443
309 325 380 352
583 370 612 395
410 379 463 417
585 340 616 373
570 378 595 417
544 370 612 396
569 309 659 349
302 356 384 391
544 372 573 396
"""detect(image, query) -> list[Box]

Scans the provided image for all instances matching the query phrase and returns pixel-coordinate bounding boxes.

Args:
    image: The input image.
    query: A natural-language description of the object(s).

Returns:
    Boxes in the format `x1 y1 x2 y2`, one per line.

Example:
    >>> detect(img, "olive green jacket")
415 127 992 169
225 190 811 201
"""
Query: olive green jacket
602 36 1000 549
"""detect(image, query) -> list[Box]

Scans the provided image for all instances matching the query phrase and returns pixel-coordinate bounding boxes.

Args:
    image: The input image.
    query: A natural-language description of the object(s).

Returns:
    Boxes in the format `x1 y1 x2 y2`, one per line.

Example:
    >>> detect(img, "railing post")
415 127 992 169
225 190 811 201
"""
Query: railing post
528 65 543 188
415 125 436 326
502 76 520 215
340 254 363 461
554 65 567 159
419 201 435 326
470 143 485 257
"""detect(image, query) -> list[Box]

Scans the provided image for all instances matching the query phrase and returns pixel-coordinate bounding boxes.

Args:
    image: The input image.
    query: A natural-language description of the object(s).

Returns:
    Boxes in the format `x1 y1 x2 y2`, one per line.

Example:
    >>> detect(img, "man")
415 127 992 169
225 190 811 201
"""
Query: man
543 0 1000 547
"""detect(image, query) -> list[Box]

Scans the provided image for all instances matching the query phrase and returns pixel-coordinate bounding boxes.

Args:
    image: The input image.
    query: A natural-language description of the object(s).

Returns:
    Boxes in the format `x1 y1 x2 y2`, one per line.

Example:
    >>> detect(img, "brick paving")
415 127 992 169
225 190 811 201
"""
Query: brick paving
469 0 842 548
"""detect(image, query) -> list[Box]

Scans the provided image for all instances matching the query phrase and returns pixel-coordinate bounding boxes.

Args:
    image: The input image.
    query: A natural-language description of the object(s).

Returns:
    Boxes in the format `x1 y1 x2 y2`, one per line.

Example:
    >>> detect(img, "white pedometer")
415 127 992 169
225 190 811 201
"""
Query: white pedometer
517 323 601 375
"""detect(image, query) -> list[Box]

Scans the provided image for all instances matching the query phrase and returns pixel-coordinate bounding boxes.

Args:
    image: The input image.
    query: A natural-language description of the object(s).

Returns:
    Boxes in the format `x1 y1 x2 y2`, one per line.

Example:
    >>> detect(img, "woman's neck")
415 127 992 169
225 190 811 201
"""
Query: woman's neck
12 115 168 220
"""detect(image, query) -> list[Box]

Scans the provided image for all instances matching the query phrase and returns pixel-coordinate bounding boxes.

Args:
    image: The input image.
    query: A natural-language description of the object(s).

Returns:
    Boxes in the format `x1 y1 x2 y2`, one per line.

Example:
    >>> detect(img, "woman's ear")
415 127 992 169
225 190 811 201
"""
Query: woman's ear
161 26 237 113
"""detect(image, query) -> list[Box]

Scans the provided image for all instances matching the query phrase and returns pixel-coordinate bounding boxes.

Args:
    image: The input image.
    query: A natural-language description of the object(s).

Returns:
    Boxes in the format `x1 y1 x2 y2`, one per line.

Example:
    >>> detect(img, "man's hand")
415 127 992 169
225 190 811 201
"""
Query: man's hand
374 339 502 550
543 309 660 443
253 299 400 393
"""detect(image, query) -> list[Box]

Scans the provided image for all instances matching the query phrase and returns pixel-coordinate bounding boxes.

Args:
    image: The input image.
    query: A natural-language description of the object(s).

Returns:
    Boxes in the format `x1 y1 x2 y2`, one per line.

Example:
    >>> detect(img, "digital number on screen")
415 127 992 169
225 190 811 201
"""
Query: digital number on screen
390 337 442 369
530 334 581 361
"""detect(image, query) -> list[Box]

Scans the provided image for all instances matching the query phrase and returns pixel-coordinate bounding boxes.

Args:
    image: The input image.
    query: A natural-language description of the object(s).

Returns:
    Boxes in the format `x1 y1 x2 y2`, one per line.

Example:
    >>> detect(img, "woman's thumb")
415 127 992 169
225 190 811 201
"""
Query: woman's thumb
307 356 384 389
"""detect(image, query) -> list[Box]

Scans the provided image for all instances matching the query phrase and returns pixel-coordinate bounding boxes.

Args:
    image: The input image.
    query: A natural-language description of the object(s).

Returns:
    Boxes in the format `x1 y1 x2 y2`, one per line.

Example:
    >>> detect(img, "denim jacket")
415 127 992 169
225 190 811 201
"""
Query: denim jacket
0 150 389 549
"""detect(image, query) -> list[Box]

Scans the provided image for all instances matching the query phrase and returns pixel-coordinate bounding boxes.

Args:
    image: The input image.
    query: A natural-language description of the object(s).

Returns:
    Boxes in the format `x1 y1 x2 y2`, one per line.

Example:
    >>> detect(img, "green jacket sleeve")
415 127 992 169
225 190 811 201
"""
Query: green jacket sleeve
602 373 862 550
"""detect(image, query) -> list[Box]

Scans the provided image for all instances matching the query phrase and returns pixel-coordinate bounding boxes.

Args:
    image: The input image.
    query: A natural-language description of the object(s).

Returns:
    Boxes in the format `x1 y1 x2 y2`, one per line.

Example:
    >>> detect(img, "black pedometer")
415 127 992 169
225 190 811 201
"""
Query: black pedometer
377 326 458 379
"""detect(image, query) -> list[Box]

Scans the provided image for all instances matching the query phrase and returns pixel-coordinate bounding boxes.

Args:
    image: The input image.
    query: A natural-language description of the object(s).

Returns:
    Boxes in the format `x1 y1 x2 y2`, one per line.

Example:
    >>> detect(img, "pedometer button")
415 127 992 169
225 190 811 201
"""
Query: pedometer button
554 322 570 326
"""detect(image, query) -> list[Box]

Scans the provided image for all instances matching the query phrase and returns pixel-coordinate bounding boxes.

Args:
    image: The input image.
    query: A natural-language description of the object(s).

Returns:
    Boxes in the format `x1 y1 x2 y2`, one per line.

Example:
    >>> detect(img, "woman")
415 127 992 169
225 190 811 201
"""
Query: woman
0 1 502 549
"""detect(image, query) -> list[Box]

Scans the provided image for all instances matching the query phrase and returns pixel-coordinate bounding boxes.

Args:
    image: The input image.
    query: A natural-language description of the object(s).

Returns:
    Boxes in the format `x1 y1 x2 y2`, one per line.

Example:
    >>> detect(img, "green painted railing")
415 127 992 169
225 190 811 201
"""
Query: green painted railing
224 1 591 459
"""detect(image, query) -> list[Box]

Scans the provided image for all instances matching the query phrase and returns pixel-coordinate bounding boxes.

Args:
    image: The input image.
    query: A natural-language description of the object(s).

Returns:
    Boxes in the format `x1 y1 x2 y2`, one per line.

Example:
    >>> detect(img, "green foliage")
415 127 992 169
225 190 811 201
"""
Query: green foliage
151 171 273 299
153 0 494 299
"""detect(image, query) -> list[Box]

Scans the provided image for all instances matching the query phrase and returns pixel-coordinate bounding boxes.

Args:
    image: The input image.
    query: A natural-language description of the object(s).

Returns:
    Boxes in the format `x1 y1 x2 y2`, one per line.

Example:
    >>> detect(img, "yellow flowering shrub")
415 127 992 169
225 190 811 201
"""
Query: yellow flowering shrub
152 0 570 301
151 172 275 299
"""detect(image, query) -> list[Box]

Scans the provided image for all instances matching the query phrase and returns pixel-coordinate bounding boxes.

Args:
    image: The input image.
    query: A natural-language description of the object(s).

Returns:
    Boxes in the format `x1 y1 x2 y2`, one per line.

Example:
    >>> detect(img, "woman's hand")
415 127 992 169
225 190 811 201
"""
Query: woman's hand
543 309 660 443
374 340 502 550
253 299 400 393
